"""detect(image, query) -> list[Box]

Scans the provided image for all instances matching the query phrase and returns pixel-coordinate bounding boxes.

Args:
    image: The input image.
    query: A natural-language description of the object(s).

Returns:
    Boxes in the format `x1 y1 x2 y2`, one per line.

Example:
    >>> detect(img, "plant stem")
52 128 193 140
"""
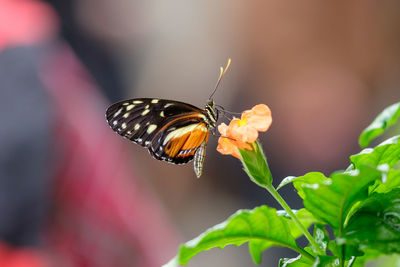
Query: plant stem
296 247 315 261
264 184 325 255
338 211 345 267
339 233 345 267
339 252 344 267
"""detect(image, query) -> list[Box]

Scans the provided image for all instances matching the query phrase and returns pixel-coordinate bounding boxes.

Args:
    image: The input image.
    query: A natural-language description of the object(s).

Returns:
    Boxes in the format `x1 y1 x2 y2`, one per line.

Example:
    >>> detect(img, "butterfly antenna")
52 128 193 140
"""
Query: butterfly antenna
209 58 231 101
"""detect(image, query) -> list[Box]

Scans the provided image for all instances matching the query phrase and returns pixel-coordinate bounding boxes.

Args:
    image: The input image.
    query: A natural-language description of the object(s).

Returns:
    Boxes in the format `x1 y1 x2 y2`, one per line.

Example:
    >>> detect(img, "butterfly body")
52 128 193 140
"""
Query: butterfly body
106 98 218 177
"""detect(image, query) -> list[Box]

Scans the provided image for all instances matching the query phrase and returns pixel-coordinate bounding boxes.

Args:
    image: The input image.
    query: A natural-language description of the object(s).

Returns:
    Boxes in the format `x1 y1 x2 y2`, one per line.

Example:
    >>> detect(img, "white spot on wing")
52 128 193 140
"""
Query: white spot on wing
113 120 118 126
134 124 140 131
113 108 123 117
141 109 150 116
147 124 157 134
133 100 143 104
151 99 159 104
164 103 173 108
126 104 135 111
160 111 165 117
123 112 130 118
121 123 127 129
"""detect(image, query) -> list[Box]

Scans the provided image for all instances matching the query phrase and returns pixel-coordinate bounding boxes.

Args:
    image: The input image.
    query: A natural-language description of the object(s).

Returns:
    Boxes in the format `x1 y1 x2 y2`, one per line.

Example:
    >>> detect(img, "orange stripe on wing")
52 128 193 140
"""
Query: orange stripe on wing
156 113 206 134
181 128 208 150
165 132 190 157
165 123 209 158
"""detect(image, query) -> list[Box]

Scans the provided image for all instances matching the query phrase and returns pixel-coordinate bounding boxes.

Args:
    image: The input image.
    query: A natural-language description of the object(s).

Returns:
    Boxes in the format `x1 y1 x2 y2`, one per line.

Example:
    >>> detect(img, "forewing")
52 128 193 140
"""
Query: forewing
106 98 205 147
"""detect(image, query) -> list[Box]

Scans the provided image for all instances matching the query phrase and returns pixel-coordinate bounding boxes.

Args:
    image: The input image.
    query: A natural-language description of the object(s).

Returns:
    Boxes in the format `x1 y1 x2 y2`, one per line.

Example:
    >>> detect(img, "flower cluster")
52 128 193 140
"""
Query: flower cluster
217 104 272 158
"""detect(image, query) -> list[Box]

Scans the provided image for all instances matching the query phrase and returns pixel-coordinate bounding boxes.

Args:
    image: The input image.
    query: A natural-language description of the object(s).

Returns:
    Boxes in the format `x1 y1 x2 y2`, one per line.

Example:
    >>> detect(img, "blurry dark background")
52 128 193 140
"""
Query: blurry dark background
1 0 400 266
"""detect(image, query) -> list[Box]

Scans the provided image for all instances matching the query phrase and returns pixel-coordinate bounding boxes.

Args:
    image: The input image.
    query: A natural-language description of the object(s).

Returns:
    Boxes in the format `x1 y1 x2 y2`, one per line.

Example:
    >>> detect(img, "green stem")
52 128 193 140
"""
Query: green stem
264 184 325 256
239 141 324 256
339 230 345 267
296 247 315 261
339 253 344 267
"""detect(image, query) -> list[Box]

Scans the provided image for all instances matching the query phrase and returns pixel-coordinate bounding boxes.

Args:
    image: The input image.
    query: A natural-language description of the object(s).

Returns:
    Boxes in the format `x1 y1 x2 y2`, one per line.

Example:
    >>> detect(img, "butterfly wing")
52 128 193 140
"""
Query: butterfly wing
106 98 210 165
149 117 209 164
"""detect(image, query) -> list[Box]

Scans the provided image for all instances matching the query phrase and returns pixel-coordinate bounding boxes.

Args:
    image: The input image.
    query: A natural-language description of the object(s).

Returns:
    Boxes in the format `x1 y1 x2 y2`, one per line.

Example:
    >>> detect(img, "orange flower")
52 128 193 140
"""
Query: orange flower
217 104 272 158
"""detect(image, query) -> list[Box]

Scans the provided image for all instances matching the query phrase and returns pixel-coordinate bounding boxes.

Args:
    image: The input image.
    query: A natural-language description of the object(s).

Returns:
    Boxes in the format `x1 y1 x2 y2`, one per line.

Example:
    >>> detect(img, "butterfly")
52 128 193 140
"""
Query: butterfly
105 59 231 177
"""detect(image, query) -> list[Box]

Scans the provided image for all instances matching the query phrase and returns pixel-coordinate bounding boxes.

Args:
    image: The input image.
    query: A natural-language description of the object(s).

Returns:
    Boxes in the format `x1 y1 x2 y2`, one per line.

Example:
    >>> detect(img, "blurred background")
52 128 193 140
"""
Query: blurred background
1 0 400 266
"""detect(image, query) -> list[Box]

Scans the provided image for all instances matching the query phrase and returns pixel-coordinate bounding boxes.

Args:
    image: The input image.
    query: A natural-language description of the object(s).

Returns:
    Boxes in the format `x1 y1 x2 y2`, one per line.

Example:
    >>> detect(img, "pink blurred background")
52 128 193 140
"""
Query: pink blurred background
1 0 400 266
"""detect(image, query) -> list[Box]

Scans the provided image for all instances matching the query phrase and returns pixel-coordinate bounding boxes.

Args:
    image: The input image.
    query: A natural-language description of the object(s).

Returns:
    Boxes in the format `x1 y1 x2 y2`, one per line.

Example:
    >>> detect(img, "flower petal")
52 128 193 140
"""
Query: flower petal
216 104 272 159
242 104 272 132
217 123 229 136
217 137 240 159
226 118 258 143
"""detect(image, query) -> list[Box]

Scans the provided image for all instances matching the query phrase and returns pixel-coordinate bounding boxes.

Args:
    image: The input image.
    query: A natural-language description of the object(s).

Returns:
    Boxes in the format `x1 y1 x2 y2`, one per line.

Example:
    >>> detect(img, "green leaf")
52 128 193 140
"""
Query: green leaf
299 166 382 231
373 169 400 193
277 209 320 239
248 240 275 264
359 102 400 148
350 136 400 195
351 135 400 169
343 189 400 254
164 206 305 266
239 141 273 187
277 172 329 199
279 255 341 267
292 173 329 200
313 224 329 254
277 176 297 190
279 255 314 267
314 256 340 267
363 254 400 267
347 250 382 267
325 241 362 263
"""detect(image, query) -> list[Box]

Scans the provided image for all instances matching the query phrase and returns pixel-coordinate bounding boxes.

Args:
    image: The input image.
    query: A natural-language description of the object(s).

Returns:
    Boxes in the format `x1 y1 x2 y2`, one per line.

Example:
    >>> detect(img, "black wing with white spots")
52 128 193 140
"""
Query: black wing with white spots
106 98 207 148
